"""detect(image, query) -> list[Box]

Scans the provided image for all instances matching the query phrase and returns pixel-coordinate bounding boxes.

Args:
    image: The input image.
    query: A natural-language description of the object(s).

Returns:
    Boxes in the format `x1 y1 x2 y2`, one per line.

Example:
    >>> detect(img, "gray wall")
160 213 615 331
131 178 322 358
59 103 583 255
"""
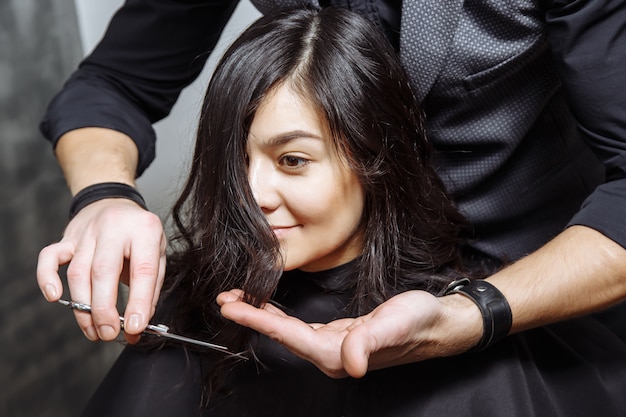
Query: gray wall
0 0 258 415
0 1 122 415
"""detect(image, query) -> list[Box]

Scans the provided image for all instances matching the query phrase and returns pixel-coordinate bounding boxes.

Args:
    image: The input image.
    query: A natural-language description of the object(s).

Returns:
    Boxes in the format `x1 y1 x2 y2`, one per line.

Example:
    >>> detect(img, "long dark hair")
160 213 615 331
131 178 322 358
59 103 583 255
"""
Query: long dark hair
161 6 467 362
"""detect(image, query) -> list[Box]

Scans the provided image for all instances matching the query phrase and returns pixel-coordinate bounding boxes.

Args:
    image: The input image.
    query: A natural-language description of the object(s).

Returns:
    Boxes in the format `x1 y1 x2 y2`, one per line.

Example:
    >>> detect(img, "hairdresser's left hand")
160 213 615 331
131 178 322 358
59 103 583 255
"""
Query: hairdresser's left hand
217 289 481 378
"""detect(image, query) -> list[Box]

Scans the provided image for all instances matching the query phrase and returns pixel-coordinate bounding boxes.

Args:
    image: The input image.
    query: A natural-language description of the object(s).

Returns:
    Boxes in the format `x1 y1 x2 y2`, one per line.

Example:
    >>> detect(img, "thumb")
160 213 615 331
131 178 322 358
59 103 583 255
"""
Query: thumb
341 325 375 378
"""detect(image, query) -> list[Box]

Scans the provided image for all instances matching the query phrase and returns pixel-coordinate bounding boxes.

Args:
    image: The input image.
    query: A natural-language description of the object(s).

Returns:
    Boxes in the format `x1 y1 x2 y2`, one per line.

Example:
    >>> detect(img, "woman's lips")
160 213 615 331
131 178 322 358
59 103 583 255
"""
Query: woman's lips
271 225 297 238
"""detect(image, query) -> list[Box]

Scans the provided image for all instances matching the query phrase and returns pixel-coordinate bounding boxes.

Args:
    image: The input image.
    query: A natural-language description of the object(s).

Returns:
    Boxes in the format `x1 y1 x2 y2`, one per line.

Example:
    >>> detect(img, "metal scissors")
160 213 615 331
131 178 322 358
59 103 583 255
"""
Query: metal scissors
58 299 247 360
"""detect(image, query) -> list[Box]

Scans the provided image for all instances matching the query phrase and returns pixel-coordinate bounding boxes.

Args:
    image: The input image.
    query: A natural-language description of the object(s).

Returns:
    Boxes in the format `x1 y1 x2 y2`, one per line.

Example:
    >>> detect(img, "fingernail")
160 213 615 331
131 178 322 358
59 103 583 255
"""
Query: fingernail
126 313 143 333
98 325 116 340
85 326 99 341
44 284 58 301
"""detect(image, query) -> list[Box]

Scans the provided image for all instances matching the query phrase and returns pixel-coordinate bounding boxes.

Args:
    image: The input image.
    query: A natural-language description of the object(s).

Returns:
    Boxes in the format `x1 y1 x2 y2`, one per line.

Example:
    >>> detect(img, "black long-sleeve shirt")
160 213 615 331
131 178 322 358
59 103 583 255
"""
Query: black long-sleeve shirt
40 0 626 261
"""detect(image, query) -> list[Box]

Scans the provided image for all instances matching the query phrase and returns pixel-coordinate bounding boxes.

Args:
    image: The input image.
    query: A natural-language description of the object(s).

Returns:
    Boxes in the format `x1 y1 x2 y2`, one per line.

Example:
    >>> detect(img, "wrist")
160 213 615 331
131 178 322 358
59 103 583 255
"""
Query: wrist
69 182 147 219
443 279 513 352
436 292 483 355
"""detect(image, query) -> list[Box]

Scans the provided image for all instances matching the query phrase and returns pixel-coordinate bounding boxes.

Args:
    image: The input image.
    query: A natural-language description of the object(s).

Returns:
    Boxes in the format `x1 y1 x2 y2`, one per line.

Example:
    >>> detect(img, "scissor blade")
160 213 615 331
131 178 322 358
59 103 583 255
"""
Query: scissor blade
145 326 225 350
145 327 248 360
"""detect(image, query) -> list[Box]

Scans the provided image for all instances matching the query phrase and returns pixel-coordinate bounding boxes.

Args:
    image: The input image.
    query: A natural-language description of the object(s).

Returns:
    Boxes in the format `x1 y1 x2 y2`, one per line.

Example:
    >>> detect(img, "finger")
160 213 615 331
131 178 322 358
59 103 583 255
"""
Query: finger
125 229 165 344
121 245 166 344
65 238 100 341
218 292 287 316
216 289 246 305
89 236 124 341
222 300 350 378
151 244 167 313
220 301 315 351
37 241 74 302
123 219 166 335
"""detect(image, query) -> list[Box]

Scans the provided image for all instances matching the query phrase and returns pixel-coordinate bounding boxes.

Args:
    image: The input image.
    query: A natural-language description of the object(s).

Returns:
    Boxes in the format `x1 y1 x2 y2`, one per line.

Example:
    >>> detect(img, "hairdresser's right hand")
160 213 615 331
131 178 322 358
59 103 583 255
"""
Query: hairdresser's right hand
37 198 167 343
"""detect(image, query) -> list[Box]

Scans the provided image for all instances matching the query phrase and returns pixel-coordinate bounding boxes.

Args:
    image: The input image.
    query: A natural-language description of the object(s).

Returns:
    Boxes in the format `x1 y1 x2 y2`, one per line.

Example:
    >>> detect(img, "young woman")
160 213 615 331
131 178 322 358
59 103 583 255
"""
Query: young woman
80 7 626 417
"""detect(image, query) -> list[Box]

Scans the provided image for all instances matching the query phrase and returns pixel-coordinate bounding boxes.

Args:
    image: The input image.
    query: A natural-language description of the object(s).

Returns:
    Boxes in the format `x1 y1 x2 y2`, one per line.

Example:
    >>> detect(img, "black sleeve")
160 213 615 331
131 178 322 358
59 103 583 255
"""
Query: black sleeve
545 0 626 247
40 0 240 175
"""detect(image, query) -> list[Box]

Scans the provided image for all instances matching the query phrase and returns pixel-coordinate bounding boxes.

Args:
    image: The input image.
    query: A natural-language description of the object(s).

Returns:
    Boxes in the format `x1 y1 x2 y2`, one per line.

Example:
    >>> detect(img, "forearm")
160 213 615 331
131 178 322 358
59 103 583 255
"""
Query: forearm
433 225 626 359
488 225 626 333
55 127 139 194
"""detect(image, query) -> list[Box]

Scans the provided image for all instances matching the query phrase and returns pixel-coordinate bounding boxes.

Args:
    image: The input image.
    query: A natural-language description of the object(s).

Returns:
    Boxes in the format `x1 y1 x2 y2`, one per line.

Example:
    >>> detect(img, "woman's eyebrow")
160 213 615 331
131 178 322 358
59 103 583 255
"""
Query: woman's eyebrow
264 130 322 148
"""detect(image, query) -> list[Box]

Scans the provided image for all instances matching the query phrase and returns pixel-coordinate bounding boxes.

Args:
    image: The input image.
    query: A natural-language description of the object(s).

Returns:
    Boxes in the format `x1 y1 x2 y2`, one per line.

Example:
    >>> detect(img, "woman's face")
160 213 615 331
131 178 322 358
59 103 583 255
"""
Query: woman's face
246 84 365 272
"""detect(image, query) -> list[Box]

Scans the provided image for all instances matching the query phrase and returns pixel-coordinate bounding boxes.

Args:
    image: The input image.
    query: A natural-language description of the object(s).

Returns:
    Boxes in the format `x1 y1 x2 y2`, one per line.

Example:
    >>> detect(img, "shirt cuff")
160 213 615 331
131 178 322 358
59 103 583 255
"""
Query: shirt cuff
39 73 156 176
567 179 626 249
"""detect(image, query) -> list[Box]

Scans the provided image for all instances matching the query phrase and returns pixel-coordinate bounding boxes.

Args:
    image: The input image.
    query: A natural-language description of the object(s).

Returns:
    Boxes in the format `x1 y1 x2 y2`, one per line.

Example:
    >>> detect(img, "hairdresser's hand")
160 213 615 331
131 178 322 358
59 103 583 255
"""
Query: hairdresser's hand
37 198 167 343
218 289 481 378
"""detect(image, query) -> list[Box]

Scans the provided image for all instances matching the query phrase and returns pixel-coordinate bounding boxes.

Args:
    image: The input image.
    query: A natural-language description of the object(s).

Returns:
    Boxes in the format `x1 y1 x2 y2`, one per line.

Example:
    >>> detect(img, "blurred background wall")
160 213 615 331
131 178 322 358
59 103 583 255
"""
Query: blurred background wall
0 1 258 415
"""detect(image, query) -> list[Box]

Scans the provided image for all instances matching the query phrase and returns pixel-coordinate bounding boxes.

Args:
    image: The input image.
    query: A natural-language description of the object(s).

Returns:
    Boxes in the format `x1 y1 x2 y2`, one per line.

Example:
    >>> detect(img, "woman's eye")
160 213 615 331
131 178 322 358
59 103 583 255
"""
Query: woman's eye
280 155 309 168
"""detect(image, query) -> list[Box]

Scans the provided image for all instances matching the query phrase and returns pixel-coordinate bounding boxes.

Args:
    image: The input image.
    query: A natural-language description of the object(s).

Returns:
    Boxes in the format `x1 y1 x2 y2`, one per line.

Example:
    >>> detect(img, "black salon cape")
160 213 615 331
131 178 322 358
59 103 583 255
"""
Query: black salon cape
81 263 626 417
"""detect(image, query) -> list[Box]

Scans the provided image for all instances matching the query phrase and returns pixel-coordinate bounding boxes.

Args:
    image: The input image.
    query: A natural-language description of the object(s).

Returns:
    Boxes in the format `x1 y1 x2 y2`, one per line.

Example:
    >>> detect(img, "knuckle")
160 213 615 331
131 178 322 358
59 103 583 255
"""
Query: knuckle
38 241 68 261
90 260 121 279
89 304 113 316
38 244 54 259
131 210 162 232
66 262 90 284
142 211 162 226
89 306 121 327
132 261 158 279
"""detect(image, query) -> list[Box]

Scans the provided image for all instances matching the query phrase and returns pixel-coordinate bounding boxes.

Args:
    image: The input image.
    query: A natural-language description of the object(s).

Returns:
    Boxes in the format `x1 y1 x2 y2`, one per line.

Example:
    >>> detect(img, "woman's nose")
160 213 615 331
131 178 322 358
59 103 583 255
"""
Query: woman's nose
248 159 281 212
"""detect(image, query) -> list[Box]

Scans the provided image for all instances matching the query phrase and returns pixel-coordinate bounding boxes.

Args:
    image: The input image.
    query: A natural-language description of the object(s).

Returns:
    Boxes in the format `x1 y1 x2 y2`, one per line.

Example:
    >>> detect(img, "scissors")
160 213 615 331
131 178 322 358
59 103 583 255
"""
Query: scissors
58 299 247 360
